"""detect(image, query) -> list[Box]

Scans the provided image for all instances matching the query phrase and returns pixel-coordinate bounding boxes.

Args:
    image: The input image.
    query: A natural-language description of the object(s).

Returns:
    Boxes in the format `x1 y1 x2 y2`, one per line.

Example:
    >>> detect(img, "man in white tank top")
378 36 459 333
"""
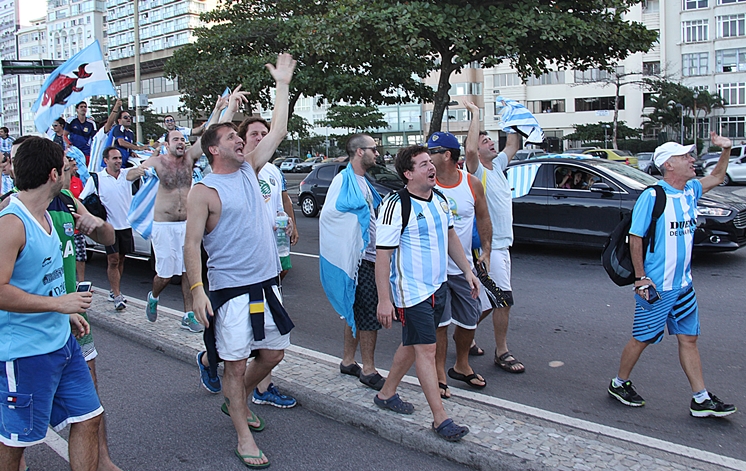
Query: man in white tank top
429 132 492 398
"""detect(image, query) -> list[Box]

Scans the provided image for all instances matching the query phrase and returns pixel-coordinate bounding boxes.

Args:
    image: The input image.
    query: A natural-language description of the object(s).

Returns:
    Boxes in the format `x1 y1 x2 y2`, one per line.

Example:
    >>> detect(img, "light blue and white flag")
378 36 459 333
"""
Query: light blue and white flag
88 127 116 174
66 146 90 185
32 40 116 134
127 167 159 240
507 163 542 199
319 165 382 337
494 96 545 144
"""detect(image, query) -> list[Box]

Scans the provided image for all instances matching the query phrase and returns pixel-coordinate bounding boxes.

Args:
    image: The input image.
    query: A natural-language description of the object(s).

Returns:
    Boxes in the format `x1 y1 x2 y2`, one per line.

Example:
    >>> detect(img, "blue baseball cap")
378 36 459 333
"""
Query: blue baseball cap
427 132 460 151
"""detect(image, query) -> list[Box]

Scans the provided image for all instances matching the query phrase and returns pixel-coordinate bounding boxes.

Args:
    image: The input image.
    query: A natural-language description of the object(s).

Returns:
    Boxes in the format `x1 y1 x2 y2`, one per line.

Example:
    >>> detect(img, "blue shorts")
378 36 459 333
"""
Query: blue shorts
0 335 103 447
398 284 447 346
632 285 699 344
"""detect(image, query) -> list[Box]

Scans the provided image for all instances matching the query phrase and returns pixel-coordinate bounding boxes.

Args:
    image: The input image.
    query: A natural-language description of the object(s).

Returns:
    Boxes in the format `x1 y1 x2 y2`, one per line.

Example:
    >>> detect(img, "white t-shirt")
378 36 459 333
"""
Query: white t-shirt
436 170 475 275
79 169 134 230
469 152 512 249
355 174 376 263
258 163 284 226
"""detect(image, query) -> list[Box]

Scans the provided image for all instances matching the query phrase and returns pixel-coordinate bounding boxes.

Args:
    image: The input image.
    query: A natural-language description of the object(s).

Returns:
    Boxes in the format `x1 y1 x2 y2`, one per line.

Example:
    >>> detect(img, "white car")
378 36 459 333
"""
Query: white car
280 158 302 172
705 153 746 186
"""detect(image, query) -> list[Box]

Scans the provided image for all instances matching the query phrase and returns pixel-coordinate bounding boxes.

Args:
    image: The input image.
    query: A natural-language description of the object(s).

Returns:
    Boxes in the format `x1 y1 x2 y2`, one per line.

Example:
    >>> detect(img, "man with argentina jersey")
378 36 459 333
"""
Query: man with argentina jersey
608 132 737 418
0 138 102 469
428 132 492 399
374 145 479 442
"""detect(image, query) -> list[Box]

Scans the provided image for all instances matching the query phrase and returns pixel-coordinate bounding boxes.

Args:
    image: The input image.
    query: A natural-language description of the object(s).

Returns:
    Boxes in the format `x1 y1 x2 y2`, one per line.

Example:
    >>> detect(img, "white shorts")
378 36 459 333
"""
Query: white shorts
151 221 186 278
479 247 512 312
215 289 291 361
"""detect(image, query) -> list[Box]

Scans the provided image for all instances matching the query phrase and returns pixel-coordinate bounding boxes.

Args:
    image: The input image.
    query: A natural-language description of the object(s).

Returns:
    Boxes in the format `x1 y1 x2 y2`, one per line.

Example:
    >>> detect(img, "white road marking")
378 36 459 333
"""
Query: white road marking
44 427 69 462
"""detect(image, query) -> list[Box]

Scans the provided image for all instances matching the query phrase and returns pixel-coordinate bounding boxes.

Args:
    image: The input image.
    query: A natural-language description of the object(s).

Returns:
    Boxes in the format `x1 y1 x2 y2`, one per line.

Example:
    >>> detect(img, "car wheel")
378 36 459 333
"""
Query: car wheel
300 195 319 217
721 174 731 186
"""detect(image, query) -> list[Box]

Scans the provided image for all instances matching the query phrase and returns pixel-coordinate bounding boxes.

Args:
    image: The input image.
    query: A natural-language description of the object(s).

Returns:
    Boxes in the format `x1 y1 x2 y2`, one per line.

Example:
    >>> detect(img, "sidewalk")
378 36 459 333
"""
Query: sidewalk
87 288 745 471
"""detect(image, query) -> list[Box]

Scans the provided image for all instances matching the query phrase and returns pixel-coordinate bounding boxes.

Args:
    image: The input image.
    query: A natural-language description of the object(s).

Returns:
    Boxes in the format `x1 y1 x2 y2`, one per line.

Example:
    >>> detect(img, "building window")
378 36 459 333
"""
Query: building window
682 19 709 43
525 100 565 113
491 73 522 88
682 52 709 76
449 82 483 95
574 96 625 112
717 82 746 105
718 14 745 38
719 116 745 137
643 0 660 12
526 72 565 86
574 67 625 83
643 61 661 76
684 0 708 9
716 48 746 72
719 0 746 4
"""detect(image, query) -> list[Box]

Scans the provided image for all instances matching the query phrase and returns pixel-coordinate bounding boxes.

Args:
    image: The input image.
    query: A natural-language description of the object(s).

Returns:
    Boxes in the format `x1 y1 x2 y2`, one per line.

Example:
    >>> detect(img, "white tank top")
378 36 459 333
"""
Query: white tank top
436 169 475 275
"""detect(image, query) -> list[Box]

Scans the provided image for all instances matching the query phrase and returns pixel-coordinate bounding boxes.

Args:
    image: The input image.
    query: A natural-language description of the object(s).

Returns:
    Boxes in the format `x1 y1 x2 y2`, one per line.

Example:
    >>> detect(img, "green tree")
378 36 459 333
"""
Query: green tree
317 105 388 133
87 96 165 142
337 0 659 134
164 0 432 117
563 121 640 143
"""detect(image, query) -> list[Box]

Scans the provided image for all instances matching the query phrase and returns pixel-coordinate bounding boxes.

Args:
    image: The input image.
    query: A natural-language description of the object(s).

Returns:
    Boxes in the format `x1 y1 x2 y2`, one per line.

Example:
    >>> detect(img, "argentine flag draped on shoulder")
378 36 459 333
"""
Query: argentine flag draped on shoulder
31 40 116 134
319 164 382 337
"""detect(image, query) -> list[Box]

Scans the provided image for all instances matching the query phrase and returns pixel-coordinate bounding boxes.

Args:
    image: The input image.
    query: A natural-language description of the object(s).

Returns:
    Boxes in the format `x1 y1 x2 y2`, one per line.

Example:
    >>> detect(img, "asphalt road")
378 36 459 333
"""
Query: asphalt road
81 174 746 463
23 328 469 471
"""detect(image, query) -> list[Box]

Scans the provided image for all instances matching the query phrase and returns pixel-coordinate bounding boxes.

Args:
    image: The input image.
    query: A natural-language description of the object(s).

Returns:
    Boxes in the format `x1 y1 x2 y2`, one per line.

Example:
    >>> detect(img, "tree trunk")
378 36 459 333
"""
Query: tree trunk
427 61 456 137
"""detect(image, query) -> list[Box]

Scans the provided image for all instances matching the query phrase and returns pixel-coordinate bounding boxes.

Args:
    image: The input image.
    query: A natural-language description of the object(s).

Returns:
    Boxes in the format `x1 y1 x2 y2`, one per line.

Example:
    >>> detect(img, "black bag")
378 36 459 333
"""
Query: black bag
602 185 666 286
81 173 107 220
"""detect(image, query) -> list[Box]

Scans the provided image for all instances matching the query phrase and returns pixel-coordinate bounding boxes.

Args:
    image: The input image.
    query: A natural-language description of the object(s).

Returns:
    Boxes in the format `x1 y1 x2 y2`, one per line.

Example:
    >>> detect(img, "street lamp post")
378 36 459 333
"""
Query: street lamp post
675 103 684 145
693 91 699 154
602 124 611 148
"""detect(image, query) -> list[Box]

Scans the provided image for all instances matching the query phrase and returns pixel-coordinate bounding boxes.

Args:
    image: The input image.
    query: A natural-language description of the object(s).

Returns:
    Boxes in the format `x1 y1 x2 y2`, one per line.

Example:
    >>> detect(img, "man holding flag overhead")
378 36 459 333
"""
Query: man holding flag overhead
32 40 117 135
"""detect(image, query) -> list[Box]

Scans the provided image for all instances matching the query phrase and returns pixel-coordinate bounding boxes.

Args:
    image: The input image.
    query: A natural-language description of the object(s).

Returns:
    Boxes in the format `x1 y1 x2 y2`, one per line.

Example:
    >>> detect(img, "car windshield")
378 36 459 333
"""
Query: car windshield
615 149 633 157
636 153 653 160
585 160 659 189
366 165 402 182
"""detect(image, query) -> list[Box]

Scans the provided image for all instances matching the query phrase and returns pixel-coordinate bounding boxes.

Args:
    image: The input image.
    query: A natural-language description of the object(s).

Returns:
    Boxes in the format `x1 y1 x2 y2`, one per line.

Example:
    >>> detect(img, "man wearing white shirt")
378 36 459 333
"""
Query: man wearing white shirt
79 147 145 309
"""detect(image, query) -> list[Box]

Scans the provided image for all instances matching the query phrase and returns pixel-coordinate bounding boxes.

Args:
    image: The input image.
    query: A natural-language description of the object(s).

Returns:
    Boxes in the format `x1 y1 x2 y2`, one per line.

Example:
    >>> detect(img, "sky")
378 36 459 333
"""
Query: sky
19 1 48 26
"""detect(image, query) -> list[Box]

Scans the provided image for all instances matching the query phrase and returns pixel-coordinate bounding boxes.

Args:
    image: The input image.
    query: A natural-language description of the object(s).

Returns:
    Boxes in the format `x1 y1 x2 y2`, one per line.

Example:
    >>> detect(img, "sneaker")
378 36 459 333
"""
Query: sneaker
181 311 204 333
146 291 158 322
608 379 645 407
113 294 126 311
108 291 126 303
252 383 297 408
196 351 221 393
690 394 736 418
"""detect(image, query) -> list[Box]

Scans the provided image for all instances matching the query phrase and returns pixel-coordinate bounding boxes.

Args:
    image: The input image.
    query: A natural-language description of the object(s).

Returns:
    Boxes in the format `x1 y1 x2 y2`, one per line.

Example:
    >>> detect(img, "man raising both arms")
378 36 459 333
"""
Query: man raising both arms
464 101 524 373
140 129 205 332
184 53 296 468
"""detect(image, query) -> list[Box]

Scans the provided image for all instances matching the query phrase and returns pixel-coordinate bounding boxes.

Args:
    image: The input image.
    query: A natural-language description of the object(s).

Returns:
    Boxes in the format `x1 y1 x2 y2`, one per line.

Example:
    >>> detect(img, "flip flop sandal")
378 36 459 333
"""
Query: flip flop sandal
469 343 485 356
221 402 266 432
374 393 415 414
447 367 486 389
495 351 525 374
340 362 362 377
359 372 386 391
234 448 270 469
439 382 451 399
432 418 470 442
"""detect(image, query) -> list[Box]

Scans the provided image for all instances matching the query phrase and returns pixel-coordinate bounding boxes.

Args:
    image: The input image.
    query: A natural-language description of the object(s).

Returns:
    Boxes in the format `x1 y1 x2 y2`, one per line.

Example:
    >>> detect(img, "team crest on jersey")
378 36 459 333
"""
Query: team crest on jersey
64 222 74 237
259 179 271 203
446 196 460 221
269 176 277 187
439 199 449 214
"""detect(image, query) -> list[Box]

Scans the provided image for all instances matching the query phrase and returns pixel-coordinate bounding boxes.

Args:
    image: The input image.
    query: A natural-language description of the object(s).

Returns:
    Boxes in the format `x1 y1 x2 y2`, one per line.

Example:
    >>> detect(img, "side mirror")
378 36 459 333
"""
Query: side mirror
590 182 614 194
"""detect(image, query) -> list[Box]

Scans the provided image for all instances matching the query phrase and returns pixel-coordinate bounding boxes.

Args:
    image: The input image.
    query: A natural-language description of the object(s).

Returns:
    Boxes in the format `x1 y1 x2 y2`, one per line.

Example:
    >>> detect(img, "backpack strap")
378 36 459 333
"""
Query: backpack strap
396 188 411 236
92 172 100 194
58 191 77 215
647 185 667 253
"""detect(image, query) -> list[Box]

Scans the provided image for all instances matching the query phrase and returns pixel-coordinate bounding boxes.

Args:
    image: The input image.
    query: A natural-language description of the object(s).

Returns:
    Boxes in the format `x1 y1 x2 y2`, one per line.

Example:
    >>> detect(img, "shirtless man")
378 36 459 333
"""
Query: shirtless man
140 129 204 332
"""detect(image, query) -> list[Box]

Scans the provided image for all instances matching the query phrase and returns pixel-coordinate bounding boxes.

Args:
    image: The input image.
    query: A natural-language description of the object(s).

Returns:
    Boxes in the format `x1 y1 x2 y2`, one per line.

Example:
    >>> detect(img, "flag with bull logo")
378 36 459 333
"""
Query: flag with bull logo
32 40 116 133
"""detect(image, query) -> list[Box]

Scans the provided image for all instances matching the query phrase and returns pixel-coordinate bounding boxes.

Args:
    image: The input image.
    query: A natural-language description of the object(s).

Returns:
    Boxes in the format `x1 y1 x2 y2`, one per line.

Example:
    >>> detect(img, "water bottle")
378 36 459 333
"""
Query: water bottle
275 211 290 257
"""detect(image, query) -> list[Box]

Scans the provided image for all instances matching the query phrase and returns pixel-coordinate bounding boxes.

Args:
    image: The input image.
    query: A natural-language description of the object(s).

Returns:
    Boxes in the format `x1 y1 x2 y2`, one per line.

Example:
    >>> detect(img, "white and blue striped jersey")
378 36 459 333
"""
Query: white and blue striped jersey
630 180 702 292
376 189 452 308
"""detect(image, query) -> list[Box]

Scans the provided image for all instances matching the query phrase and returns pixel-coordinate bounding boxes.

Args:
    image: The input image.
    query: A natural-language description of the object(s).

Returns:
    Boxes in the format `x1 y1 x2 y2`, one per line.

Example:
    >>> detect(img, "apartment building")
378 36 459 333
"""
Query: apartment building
17 18 46 135
47 0 106 62
0 0 20 134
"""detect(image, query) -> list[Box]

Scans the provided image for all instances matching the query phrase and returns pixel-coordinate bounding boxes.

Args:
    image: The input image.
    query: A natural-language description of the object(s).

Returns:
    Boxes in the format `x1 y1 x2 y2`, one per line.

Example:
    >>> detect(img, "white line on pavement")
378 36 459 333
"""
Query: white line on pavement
44 427 69 462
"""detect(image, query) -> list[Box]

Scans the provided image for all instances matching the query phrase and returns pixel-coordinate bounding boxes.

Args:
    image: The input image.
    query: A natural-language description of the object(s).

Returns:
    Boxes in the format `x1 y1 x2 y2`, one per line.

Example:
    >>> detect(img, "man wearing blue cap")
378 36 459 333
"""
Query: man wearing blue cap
608 132 737 418
428 132 492 398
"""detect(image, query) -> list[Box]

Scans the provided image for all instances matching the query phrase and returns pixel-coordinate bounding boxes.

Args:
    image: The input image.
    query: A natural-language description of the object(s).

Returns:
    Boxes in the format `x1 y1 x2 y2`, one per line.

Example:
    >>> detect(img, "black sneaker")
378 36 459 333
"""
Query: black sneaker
608 379 645 407
690 394 736 418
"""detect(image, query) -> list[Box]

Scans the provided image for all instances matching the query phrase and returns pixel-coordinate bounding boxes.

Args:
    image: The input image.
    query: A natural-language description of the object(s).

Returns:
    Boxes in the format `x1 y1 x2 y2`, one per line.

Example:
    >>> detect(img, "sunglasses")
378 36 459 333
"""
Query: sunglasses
121 115 132 119
428 148 447 155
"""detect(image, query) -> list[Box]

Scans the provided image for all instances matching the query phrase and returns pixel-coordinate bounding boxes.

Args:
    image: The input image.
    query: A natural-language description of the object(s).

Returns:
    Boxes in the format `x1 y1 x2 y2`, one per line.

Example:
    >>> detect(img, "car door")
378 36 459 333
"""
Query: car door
312 164 343 205
728 154 746 183
510 163 550 242
545 164 624 247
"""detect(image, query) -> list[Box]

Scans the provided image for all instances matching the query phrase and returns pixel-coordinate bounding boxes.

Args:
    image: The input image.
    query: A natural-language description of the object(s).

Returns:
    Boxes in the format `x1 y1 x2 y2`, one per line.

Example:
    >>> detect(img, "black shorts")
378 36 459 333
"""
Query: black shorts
105 228 134 255
398 283 447 346
354 260 381 331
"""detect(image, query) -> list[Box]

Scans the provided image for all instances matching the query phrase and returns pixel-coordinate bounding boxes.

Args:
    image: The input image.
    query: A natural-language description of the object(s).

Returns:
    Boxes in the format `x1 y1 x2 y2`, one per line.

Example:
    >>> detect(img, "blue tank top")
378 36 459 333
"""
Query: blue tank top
0 198 70 361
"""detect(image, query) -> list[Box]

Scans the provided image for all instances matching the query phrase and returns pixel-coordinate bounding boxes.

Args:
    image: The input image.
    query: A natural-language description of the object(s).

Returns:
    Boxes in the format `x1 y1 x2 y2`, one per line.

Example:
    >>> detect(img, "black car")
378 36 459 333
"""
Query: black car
508 156 746 252
298 162 404 217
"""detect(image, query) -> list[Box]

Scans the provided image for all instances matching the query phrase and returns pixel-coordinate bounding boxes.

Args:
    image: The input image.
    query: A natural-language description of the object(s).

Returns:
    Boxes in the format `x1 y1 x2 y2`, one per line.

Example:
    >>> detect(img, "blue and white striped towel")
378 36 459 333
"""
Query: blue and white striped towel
66 146 91 185
127 167 159 240
507 163 542 199
88 127 115 174
495 96 545 144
